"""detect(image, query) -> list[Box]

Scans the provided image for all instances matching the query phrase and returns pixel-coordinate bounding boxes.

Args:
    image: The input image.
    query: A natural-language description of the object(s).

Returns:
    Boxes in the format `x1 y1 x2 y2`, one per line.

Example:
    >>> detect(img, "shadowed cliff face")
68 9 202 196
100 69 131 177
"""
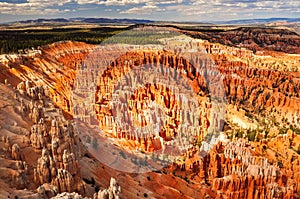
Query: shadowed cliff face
0 81 213 198
0 41 95 114
1 36 299 126
169 137 299 199
93 49 215 153
216 55 300 117
181 27 300 54
0 80 87 198
0 28 300 199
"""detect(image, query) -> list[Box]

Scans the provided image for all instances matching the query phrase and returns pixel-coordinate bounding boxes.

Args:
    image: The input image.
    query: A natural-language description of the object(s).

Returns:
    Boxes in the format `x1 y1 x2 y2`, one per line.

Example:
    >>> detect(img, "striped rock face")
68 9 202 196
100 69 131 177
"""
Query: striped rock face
73 27 226 173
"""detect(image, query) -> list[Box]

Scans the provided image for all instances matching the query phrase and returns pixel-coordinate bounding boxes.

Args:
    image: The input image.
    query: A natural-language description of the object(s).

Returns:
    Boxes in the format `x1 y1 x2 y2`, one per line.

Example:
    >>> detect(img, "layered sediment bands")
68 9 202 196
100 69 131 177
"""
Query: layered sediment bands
0 41 95 115
92 34 300 153
1 28 300 198
175 37 300 122
212 140 294 199
170 138 297 199
182 27 300 54
93 45 225 152
192 38 300 123
213 54 300 123
0 80 87 198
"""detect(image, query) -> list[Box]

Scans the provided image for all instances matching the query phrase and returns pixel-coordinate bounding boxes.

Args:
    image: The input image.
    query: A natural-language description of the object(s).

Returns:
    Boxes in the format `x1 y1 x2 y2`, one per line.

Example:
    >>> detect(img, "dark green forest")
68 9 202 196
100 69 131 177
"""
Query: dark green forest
0 27 125 54
0 25 179 54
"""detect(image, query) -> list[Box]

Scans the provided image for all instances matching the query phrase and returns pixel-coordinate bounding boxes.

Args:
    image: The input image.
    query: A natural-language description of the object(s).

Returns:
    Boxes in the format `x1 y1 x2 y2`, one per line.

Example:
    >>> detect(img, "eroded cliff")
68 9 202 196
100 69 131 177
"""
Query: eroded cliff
0 26 300 199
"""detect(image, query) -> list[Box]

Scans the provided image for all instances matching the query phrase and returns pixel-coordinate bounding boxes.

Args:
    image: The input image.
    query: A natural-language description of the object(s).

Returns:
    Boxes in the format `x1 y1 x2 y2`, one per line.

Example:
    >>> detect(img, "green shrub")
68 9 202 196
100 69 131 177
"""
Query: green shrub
247 130 256 141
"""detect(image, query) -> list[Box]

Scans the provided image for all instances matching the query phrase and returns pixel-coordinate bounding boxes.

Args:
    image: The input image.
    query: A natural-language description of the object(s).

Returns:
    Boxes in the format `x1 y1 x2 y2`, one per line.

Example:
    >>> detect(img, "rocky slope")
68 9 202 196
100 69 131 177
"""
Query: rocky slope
181 27 300 54
0 26 300 198
0 80 85 198
1 77 203 198
0 40 215 198
0 41 95 117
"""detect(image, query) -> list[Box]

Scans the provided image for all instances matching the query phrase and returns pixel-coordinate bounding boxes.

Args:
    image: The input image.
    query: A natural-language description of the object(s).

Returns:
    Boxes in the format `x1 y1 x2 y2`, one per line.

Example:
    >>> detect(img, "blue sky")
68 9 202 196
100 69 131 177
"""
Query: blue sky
0 0 299 23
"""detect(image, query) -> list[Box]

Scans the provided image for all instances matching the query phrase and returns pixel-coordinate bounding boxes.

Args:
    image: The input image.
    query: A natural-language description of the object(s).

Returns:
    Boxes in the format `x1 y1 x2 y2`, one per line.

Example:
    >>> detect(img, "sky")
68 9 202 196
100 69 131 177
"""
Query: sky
0 0 299 23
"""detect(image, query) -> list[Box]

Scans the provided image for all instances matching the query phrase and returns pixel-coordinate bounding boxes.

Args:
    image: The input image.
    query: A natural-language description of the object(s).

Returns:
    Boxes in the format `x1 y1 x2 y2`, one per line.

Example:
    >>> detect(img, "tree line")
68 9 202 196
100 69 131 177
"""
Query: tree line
0 27 125 54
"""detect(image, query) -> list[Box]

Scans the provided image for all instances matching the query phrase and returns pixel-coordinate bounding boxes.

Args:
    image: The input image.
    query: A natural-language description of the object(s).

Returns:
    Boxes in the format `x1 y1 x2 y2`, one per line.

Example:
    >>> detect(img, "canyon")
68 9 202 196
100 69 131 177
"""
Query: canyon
0 25 300 198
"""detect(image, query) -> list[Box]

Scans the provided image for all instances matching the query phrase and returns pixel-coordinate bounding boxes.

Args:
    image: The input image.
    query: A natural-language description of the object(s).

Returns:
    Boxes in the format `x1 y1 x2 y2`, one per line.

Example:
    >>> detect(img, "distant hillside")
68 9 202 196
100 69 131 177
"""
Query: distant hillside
219 18 300 25
8 17 300 26
16 17 154 25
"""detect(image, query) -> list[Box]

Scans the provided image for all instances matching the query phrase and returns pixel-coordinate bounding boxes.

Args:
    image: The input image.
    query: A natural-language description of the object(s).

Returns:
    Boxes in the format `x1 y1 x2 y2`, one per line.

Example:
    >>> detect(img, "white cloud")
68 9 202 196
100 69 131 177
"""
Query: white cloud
44 8 61 14
76 0 99 4
0 0 72 15
77 0 150 5
76 0 182 5
0 0 299 21
120 3 164 14
165 0 300 21
154 0 183 4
